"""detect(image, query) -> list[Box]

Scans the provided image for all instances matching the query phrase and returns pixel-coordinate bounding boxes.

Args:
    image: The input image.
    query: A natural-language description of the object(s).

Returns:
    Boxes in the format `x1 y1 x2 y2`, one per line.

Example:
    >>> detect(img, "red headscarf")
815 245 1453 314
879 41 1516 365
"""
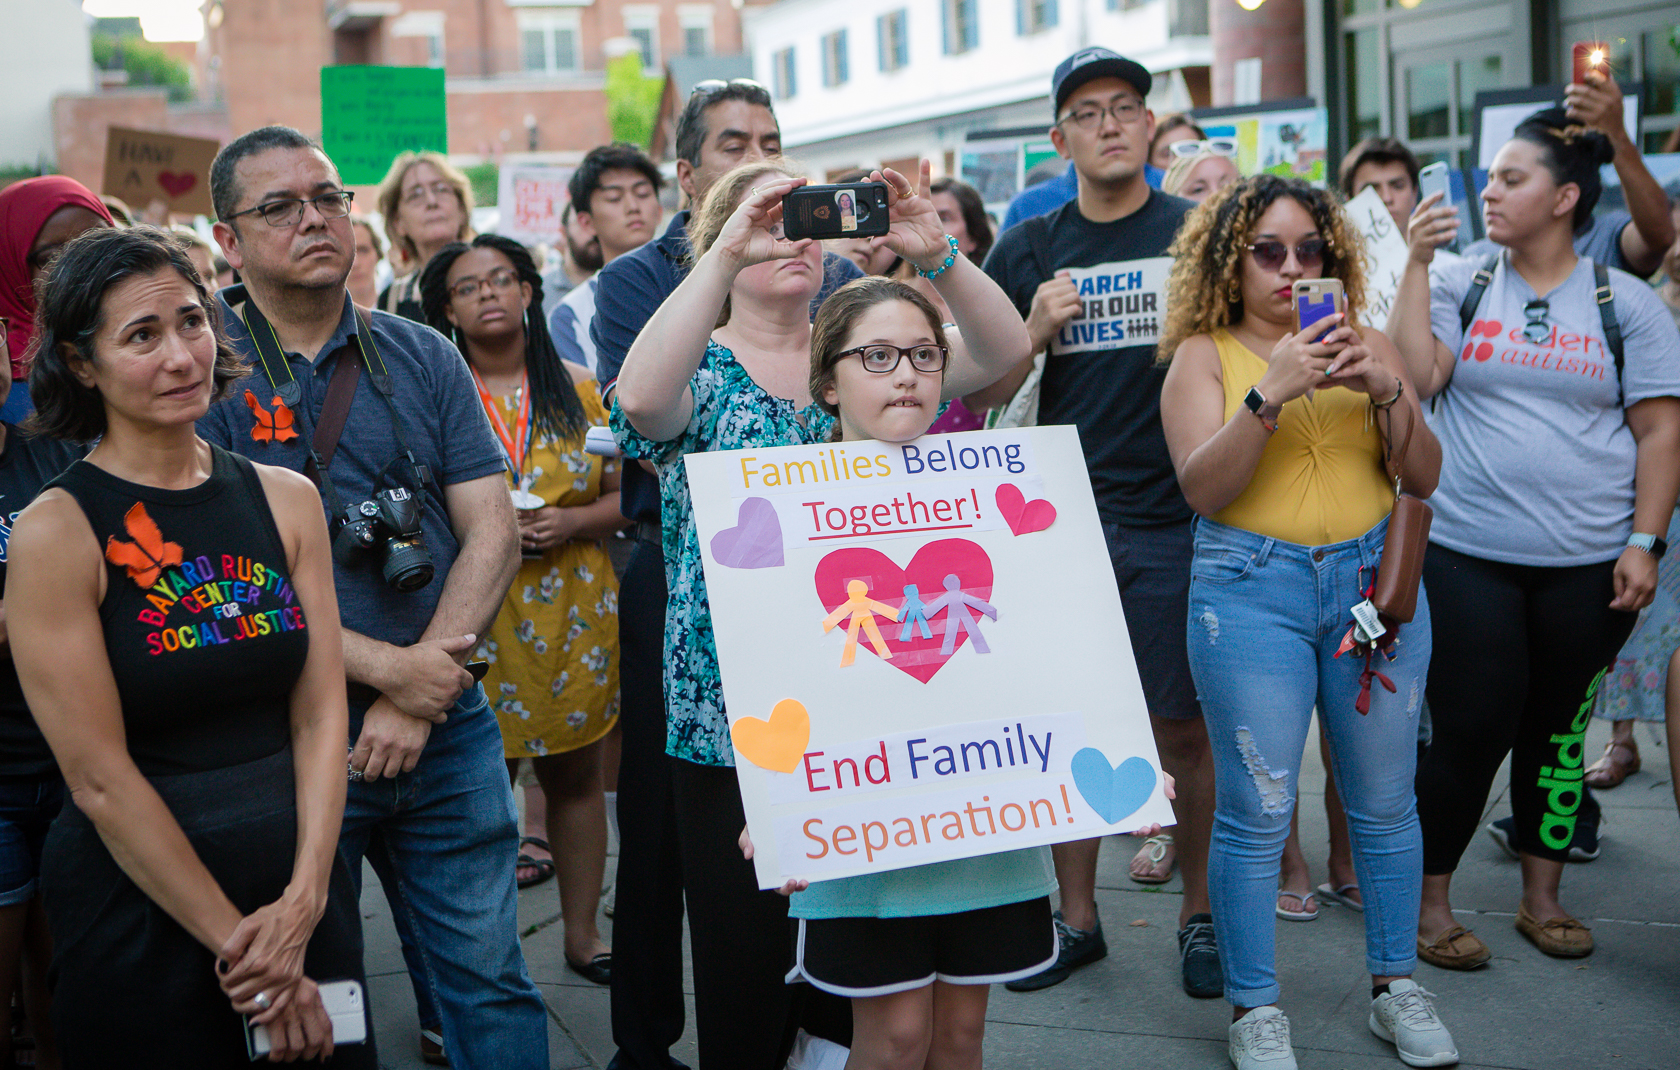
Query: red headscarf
0 177 114 381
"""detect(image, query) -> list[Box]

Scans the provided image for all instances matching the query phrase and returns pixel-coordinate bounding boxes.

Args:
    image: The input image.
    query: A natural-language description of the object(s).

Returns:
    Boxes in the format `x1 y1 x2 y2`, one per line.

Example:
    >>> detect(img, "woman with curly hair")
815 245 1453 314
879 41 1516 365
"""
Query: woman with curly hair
420 234 622 985
1159 174 1456 1070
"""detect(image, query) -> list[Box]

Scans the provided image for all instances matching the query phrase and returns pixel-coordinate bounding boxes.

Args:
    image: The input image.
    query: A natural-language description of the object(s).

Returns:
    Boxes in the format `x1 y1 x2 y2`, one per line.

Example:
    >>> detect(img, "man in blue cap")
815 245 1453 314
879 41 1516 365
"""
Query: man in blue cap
968 46 1221 1000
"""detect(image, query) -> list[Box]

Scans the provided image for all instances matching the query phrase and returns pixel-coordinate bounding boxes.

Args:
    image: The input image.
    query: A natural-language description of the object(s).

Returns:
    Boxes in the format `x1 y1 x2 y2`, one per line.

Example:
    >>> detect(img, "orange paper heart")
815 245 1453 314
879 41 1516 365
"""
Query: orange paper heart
731 699 811 773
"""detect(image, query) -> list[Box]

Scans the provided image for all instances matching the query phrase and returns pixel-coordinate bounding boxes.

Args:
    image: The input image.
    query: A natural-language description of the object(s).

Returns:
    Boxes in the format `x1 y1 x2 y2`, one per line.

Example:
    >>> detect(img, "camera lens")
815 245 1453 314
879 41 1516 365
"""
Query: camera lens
382 536 435 592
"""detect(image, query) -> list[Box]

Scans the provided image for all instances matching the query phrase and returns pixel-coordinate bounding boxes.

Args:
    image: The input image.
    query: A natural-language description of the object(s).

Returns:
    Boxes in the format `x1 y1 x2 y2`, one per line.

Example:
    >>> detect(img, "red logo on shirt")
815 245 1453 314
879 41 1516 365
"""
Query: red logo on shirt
1461 319 1501 362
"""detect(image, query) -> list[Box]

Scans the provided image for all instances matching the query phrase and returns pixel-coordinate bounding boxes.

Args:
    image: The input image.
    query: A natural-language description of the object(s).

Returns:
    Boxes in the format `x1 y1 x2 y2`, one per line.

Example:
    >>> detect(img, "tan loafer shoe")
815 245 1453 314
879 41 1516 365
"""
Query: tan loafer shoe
1417 924 1492 970
1516 904 1593 957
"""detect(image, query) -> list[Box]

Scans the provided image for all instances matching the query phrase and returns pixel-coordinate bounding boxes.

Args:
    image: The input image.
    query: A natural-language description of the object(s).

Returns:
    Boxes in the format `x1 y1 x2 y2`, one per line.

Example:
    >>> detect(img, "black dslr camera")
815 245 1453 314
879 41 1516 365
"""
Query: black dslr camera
332 486 434 592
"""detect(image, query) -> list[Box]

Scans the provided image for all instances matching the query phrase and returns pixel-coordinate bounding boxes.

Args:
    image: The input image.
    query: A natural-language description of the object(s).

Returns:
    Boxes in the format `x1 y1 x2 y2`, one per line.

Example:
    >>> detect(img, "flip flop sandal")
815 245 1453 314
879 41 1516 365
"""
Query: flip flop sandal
1316 882 1363 912
1276 890 1319 921
517 836 556 889
1128 834 1175 885
1584 738 1640 788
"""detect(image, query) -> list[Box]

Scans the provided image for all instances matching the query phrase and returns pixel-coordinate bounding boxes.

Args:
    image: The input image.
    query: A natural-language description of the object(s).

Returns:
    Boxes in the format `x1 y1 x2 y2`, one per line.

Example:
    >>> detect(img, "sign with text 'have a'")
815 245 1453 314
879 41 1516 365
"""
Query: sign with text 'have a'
102 127 220 217
686 426 1172 888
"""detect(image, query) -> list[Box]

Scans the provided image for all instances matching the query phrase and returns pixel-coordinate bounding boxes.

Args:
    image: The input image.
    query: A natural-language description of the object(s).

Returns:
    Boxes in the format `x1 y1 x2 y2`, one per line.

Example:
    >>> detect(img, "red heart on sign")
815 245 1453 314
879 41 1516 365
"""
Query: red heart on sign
813 538 992 684
995 483 1056 536
157 171 197 198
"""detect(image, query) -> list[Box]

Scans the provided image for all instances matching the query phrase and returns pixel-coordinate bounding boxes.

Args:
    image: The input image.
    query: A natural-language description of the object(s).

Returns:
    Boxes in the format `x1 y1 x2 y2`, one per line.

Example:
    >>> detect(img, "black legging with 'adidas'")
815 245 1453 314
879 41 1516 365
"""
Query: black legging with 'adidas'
1414 542 1635 872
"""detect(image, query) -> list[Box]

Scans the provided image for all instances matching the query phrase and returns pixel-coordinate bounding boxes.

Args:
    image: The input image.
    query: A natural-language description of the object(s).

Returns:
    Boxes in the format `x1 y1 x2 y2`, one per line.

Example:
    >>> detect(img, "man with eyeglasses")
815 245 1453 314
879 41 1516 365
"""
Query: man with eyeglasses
966 46 1224 1000
198 126 547 1069
590 78 859 1070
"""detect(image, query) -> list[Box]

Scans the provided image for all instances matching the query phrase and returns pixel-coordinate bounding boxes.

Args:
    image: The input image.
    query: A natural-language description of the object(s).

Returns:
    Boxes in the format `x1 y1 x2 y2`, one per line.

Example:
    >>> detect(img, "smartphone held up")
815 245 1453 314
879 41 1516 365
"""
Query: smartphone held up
1293 278 1347 343
782 182 890 241
1572 41 1610 84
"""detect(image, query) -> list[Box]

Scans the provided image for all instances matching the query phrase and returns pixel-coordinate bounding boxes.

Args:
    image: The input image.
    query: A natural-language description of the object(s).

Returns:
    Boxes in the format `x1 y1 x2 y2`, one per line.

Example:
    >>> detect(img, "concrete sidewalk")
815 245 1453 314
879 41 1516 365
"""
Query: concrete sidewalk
362 714 1680 1069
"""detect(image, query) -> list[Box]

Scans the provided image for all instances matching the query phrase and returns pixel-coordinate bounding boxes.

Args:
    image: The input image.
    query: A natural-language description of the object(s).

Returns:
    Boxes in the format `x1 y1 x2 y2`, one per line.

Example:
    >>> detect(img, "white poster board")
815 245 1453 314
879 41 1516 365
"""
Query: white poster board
685 426 1173 889
1343 187 1411 326
495 165 576 245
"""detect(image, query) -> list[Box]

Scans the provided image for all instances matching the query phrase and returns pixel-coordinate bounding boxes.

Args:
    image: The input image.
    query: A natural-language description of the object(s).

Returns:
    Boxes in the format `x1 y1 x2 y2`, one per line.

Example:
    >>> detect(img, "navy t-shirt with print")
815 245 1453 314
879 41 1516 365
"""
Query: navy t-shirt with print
0 426 84 779
199 293 506 652
982 189 1194 527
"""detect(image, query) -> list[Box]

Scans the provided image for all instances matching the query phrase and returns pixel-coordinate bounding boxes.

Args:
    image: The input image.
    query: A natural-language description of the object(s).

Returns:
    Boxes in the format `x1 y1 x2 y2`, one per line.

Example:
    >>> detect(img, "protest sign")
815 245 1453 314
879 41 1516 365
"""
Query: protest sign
685 425 1173 889
101 127 219 217
320 66 448 186
1045 257 1171 356
1343 187 1411 326
495 165 576 245
1195 101 1329 186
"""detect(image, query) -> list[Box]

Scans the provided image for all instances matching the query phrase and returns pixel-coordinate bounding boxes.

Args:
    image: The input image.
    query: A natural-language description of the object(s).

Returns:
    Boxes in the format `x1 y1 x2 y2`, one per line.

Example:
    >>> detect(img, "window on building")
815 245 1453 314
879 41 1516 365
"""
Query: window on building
1018 0 1057 34
822 29 849 87
624 8 659 72
518 10 580 75
942 0 978 55
679 5 713 57
773 46 797 99
391 9 445 69
877 9 908 71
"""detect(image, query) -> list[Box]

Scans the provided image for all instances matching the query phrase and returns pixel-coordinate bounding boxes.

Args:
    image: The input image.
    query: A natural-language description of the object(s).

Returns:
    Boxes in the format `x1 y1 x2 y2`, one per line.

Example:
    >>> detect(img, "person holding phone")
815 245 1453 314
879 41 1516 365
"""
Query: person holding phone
1391 108 1680 966
1158 174 1454 1070
612 157 1028 1069
8 226 373 1067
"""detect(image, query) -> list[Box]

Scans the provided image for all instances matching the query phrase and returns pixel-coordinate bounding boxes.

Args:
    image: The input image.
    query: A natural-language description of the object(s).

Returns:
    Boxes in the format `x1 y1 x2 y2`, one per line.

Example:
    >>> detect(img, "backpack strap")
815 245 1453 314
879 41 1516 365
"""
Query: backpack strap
1023 213 1054 284
1594 261 1625 406
1457 253 1500 335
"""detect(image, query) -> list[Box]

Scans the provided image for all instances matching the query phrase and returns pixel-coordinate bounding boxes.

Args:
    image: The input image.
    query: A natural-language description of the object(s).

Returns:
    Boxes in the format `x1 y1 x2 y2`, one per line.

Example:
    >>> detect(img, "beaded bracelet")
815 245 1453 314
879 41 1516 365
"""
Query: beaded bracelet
915 234 960 280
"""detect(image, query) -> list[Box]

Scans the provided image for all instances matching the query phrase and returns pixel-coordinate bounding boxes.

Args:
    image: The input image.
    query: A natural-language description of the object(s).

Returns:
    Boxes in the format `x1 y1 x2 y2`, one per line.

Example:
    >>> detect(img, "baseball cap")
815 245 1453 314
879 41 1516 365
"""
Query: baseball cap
1051 47 1153 118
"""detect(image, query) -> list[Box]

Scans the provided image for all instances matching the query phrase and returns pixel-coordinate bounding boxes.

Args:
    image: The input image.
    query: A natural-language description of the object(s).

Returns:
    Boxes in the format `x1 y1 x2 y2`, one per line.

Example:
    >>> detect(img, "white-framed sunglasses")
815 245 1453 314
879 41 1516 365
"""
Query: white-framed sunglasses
1169 138 1238 159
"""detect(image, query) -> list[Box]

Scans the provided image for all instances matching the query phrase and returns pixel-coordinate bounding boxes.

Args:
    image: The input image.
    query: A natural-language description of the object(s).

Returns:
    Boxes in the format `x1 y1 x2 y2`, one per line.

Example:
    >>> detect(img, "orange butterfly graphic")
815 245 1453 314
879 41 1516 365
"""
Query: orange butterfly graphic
245 390 298 443
104 502 184 588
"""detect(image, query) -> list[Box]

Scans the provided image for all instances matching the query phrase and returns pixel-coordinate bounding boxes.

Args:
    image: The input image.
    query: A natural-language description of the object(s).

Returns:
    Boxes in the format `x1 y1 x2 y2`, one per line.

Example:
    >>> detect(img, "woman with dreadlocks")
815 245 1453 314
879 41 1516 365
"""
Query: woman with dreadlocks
1157 175 1455 1070
421 234 622 985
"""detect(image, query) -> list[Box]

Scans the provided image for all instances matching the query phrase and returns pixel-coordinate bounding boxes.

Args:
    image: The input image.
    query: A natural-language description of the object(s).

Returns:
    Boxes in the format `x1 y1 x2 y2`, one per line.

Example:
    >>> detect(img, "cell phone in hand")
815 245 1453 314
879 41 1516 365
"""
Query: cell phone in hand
584 425 622 457
1293 278 1346 343
782 182 890 241
466 660 490 683
245 979 367 1059
1417 162 1451 212
1572 41 1609 84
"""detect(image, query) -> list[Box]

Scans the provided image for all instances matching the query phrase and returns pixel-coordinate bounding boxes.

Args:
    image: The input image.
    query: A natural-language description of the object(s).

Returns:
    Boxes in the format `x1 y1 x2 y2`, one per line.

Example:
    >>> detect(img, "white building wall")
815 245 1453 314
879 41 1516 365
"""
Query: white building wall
744 0 1208 174
0 0 94 169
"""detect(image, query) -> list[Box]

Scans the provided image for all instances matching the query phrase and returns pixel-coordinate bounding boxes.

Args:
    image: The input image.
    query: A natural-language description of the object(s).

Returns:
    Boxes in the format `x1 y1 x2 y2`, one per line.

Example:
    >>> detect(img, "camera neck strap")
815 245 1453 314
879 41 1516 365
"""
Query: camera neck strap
228 286 436 508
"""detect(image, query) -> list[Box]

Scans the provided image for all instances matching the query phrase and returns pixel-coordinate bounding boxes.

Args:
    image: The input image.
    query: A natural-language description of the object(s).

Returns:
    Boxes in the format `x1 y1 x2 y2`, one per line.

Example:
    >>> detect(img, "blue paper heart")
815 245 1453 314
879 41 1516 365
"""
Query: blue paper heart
1069 749 1157 825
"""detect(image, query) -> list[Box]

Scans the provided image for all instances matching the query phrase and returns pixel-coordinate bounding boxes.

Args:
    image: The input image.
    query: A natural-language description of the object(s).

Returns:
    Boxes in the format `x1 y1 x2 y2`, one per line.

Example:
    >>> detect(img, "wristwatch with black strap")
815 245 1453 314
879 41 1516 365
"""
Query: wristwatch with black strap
1628 532 1667 559
1243 386 1282 432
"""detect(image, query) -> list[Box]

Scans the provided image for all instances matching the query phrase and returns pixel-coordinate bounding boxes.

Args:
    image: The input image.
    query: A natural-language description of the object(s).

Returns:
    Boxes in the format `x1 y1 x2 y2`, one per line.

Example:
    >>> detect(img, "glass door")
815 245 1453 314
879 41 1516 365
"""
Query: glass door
1392 41 1506 167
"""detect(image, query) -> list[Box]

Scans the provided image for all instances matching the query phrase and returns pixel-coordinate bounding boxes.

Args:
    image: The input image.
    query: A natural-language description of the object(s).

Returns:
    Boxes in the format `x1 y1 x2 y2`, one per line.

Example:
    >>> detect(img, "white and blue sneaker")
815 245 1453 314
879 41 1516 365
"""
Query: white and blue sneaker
1229 1006 1298 1069
1370 979 1459 1066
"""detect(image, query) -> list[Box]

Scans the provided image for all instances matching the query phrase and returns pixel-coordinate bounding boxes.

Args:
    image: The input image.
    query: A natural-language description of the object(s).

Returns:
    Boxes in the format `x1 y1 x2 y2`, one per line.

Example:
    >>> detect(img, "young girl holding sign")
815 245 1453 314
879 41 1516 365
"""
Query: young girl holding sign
739 278 1173 1070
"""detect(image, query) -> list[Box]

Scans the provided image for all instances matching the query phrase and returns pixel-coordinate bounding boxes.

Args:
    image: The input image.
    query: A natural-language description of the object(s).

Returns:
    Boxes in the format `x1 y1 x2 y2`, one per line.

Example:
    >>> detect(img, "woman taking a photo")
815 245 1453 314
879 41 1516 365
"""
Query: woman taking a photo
8 226 371 1067
420 233 622 984
611 159 1029 1069
1390 107 1680 966
1159 174 1456 1070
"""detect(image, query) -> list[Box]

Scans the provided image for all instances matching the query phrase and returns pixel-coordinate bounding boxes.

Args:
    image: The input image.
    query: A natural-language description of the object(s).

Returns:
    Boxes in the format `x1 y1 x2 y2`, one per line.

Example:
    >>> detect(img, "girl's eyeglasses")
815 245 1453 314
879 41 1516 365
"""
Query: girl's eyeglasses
837 344 949 374
1246 239 1329 273
1170 138 1238 159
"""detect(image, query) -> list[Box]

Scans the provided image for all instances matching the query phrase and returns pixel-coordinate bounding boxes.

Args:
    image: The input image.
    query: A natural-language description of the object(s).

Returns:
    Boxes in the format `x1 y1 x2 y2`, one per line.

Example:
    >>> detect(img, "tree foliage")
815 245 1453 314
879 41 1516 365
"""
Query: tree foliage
605 54 662 149
92 34 193 103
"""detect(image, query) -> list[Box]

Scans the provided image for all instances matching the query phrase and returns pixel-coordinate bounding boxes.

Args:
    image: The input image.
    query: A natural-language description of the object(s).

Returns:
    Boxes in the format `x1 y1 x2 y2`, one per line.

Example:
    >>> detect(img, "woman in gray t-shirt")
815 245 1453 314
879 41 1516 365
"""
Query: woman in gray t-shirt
1390 107 1680 968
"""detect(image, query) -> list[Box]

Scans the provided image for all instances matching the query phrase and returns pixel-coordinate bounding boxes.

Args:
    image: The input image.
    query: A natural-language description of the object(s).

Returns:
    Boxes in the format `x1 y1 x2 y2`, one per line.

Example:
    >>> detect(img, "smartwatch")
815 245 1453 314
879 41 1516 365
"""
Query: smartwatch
1628 532 1668 559
1243 386 1281 431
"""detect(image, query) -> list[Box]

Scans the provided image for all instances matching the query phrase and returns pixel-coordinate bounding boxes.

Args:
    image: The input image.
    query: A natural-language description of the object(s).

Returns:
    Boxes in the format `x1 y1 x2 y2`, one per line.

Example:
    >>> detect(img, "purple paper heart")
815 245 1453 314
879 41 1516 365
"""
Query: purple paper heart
710 497 784 569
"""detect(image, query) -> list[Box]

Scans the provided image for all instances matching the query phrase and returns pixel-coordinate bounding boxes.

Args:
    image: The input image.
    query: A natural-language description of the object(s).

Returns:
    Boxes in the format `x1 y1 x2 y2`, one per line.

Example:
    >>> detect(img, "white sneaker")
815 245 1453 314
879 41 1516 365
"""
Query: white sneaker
1369 978 1460 1066
1228 1006 1298 1069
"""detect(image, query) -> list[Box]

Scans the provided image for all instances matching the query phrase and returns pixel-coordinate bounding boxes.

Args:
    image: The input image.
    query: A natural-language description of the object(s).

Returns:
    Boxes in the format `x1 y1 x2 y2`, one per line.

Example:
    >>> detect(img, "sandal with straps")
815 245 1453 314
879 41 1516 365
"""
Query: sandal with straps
1128 833 1175 885
1583 737 1640 789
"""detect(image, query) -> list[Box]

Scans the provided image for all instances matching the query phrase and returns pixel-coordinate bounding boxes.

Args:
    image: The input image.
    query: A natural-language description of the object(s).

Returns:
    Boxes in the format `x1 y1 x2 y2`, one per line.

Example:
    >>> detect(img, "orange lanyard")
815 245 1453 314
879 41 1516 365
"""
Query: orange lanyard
469 366 532 479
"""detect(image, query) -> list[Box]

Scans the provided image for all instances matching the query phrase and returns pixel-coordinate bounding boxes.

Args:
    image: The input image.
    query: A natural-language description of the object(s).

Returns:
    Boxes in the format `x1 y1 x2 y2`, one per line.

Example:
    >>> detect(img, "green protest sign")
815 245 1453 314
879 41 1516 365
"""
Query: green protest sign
320 66 448 185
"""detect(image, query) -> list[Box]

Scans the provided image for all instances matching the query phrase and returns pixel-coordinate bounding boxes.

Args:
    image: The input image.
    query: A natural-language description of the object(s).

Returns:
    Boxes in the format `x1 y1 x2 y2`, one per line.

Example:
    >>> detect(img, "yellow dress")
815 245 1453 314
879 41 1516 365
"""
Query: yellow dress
477 376 620 758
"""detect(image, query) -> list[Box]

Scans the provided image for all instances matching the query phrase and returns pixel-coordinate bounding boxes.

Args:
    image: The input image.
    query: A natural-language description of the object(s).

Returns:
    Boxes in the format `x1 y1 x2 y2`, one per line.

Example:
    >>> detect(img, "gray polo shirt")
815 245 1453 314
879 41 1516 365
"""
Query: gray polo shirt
200 292 506 650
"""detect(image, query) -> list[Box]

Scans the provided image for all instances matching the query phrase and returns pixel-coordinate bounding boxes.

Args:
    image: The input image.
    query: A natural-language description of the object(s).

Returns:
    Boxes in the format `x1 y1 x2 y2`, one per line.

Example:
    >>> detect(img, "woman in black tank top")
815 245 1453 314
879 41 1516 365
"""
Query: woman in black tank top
7 228 372 1066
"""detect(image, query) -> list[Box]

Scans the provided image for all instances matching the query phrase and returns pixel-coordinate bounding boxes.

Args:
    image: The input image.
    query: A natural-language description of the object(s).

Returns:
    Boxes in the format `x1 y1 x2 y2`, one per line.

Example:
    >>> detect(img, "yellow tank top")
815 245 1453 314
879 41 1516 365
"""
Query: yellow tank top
1210 329 1395 546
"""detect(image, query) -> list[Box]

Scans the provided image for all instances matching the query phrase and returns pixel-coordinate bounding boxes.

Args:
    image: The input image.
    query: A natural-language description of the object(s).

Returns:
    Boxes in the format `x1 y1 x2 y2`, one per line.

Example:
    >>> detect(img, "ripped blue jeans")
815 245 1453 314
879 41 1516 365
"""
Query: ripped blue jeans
1186 517 1427 1007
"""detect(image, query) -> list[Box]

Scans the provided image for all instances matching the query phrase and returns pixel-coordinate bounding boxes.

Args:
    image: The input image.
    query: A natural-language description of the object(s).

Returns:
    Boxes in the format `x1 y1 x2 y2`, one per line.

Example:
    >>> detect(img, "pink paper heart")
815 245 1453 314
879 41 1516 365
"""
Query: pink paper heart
995 483 1056 536
813 539 992 684
157 170 197 198
710 497 784 569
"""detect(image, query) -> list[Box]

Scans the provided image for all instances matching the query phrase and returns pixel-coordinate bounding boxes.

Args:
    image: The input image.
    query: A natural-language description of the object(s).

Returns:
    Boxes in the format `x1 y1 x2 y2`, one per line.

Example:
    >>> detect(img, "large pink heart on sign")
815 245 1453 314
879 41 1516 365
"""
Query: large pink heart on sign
813 538 993 684
157 171 197 198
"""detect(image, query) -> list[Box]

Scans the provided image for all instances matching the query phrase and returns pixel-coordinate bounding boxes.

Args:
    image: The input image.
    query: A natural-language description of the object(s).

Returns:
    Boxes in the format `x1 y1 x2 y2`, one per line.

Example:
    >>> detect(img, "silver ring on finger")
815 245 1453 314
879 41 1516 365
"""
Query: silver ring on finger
253 991 273 1011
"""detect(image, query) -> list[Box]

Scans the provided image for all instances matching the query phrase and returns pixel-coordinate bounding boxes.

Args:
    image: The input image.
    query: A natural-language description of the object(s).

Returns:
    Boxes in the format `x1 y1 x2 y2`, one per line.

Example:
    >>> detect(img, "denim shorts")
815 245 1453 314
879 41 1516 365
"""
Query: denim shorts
1102 519 1202 721
0 777 63 906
